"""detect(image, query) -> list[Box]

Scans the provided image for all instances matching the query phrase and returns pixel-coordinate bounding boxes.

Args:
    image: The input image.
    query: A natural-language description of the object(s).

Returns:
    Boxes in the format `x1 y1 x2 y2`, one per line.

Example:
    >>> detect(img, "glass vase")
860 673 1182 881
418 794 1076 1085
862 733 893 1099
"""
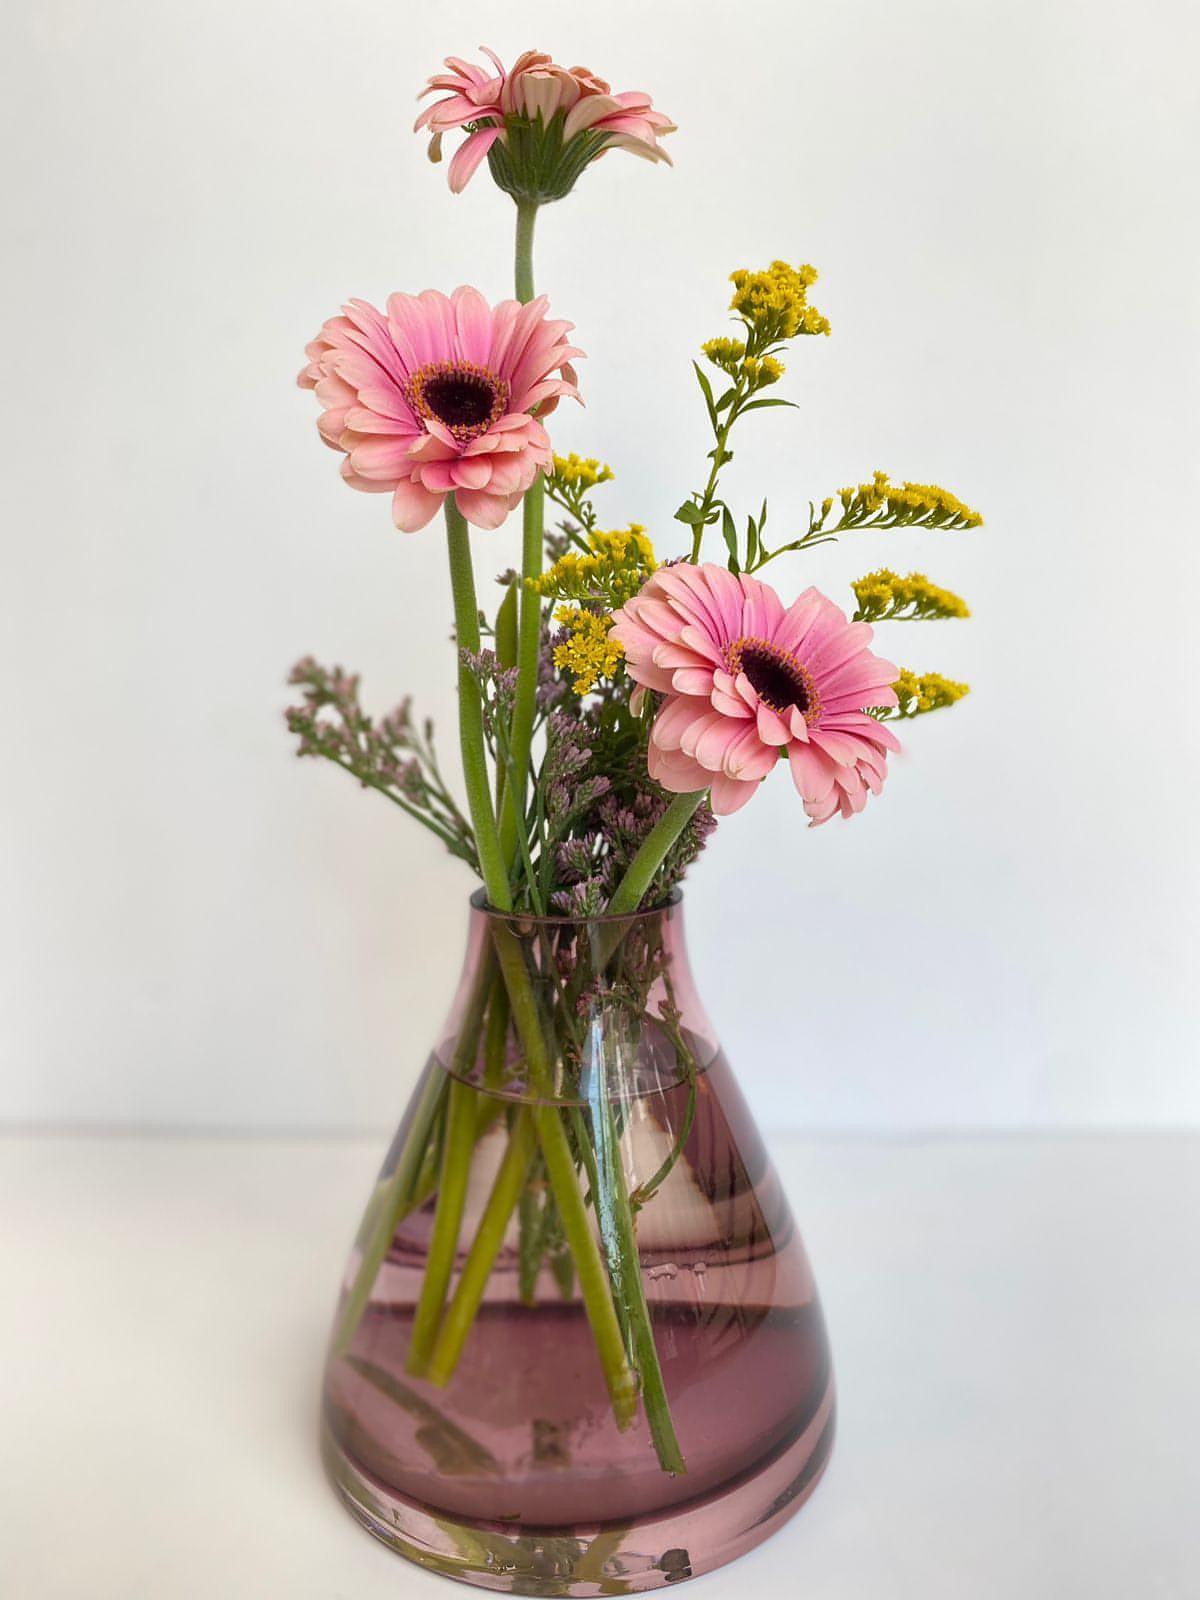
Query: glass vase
321 892 834 1594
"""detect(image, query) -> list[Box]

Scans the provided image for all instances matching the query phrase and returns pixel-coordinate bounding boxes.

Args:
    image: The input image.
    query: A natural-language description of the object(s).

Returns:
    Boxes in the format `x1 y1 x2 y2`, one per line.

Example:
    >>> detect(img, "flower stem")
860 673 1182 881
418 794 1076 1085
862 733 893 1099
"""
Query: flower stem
591 1087 686 1474
426 1108 538 1386
430 206 638 1437
500 200 545 872
514 200 538 305
444 496 512 913
426 923 640 1428
605 791 708 917
689 376 748 561
405 1076 477 1376
499 487 544 870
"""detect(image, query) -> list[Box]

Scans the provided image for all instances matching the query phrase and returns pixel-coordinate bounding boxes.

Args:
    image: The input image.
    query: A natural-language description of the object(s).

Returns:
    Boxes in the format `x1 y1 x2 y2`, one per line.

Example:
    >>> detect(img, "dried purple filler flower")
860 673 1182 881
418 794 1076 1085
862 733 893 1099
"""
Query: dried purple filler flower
285 658 477 868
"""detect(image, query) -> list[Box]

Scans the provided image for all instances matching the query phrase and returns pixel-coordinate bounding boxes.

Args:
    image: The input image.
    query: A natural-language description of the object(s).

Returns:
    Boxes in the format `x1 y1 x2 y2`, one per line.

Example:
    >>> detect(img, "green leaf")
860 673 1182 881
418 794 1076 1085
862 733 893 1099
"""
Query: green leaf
740 397 799 413
691 361 718 428
674 500 705 526
720 505 740 573
494 584 518 671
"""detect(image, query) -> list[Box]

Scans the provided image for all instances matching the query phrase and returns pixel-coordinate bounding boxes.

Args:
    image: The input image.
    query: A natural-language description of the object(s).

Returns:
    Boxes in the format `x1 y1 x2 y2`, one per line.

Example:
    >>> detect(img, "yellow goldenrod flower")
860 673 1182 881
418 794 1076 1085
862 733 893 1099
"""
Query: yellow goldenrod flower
851 569 970 622
831 471 982 531
741 354 785 387
552 606 625 695
531 524 658 607
892 668 970 717
729 260 830 341
550 453 614 491
701 336 747 372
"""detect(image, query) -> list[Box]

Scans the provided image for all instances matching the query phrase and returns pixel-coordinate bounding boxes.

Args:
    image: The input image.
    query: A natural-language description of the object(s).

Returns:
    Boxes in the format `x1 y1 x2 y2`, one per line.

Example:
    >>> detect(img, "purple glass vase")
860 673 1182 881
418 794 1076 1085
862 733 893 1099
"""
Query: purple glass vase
322 893 834 1593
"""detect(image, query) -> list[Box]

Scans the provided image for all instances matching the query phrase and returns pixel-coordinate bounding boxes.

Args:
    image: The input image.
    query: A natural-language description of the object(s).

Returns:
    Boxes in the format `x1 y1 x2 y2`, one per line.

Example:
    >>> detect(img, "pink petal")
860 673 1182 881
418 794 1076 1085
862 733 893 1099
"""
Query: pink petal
788 742 839 803
391 478 444 533
448 127 502 193
651 696 717 753
648 742 710 795
756 703 790 745
453 487 511 530
709 773 759 815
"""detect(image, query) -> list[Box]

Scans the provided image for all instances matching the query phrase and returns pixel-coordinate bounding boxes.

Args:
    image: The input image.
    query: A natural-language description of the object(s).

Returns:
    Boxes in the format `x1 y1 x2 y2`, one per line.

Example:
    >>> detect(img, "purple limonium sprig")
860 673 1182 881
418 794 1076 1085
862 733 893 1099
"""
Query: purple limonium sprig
285 657 477 868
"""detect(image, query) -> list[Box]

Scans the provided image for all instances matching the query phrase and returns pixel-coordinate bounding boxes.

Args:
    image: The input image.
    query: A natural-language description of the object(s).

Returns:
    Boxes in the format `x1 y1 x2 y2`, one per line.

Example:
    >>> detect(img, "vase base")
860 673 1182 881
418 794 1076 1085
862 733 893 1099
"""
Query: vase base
321 1393 834 1595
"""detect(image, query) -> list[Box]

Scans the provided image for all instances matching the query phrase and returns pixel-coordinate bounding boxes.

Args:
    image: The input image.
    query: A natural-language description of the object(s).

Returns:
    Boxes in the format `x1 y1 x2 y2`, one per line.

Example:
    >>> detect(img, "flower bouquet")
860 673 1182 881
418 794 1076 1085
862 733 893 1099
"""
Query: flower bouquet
291 45 980 1597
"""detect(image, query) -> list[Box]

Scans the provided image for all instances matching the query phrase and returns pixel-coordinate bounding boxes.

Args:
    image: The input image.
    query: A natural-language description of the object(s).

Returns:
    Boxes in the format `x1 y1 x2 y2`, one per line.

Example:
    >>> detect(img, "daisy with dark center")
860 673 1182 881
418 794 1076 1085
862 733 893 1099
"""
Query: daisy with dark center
406 361 511 442
299 286 581 531
727 639 821 723
610 563 901 822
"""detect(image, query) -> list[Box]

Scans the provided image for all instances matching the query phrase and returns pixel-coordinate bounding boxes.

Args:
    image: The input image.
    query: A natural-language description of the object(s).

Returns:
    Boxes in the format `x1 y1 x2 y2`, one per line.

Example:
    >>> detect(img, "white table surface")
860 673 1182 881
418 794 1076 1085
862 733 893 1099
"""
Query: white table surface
2 1130 1197 1599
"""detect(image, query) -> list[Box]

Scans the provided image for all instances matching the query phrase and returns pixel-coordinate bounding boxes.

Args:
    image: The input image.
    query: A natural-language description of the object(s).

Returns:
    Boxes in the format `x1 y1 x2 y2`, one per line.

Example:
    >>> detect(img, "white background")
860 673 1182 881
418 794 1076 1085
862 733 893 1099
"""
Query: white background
2 0 1197 1134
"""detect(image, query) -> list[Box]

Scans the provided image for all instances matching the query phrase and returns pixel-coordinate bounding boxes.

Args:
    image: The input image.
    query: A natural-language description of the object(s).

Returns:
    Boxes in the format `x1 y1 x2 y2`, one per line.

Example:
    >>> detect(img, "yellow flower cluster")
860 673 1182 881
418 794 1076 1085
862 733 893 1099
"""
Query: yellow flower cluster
530 525 658 607
553 606 625 695
701 336 747 371
893 669 970 717
741 355 785 386
851 569 970 622
550 453 614 492
701 340 785 388
729 260 830 340
837 471 983 530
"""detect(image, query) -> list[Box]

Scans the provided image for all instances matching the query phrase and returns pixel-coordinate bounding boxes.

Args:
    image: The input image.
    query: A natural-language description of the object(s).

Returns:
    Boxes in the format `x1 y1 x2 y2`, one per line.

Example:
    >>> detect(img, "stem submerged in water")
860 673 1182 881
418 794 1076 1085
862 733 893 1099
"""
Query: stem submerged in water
405 1076 477 1376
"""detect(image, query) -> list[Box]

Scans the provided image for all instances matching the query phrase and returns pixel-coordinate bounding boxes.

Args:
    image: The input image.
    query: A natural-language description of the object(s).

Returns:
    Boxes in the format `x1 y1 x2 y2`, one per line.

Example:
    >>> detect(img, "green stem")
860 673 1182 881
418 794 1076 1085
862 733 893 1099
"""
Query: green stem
429 201 638 1437
427 1108 538 1387
491 926 639 1427
406 1076 477 1375
514 200 538 305
444 497 511 912
689 378 747 562
499 487 544 868
517 1161 546 1304
591 1089 686 1474
499 200 544 871
482 980 509 1093
605 791 708 917
426 924 640 1427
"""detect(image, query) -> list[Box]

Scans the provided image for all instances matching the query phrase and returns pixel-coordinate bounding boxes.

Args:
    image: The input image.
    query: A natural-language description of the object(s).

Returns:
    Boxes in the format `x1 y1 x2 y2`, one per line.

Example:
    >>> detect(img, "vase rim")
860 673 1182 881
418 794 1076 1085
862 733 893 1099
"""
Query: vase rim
468 887 683 927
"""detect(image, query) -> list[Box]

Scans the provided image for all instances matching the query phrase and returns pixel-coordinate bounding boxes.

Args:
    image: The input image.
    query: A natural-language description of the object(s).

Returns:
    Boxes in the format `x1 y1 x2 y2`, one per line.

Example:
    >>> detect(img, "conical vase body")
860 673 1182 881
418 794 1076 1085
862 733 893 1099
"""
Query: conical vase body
322 894 834 1593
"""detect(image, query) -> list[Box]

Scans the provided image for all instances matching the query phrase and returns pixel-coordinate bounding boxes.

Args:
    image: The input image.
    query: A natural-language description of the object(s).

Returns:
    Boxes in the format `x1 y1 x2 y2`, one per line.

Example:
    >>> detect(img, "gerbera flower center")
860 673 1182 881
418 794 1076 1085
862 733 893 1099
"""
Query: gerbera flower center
729 637 820 720
407 361 510 442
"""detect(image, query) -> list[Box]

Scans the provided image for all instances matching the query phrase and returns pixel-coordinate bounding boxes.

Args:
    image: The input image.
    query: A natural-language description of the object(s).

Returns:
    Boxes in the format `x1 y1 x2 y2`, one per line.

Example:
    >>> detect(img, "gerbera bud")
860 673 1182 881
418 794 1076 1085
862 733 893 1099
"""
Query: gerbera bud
415 48 675 201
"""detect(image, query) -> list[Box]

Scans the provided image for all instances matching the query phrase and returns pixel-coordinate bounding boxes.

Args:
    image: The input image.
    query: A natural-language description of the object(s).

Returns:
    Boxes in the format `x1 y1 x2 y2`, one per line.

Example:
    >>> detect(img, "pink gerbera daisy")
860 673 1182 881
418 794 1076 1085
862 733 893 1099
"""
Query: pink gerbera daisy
298 287 582 532
415 48 676 196
610 563 902 822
